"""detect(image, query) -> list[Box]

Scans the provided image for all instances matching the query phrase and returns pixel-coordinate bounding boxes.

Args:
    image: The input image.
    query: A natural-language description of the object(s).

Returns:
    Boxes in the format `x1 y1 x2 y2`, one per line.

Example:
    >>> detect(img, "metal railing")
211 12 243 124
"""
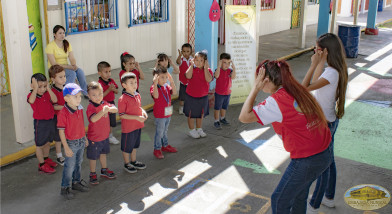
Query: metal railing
129 0 169 27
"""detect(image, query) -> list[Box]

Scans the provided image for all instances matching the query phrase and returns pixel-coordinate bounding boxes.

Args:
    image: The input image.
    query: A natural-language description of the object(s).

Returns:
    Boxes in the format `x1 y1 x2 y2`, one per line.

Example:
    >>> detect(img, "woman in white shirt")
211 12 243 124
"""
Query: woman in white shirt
302 33 348 213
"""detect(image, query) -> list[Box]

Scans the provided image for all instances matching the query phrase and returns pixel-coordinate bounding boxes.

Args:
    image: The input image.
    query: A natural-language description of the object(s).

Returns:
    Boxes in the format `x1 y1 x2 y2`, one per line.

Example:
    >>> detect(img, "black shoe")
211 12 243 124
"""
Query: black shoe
130 161 146 170
72 180 89 192
60 187 74 200
56 157 65 166
124 163 137 173
220 118 230 125
214 121 222 130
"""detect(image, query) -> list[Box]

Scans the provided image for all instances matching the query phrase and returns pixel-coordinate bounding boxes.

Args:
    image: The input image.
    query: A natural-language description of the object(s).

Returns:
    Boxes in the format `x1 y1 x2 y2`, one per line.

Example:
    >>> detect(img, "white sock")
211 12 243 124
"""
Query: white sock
190 128 196 131
215 119 219 122
109 133 113 137
56 152 63 158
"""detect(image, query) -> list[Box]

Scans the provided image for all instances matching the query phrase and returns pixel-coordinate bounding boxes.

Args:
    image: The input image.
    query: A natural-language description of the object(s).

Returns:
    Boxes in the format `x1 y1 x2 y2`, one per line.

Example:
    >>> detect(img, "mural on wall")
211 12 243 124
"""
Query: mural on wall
209 0 221 22
26 0 45 75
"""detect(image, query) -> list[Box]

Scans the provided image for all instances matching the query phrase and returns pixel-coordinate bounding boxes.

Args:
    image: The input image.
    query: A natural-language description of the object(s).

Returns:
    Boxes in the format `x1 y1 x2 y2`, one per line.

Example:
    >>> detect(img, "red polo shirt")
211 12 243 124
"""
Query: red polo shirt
119 69 141 89
57 103 85 140
86 100 112 142
27 91 55 120
98 77 118 103
186 67 213 98
118 91 144 133
179 57 192 85
150 84 172 118
215 68 233 95
51 85 65 115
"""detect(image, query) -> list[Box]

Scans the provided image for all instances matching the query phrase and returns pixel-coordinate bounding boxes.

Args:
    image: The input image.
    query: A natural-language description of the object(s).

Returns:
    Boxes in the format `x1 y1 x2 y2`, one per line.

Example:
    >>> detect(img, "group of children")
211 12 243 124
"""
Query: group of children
27 43 236 200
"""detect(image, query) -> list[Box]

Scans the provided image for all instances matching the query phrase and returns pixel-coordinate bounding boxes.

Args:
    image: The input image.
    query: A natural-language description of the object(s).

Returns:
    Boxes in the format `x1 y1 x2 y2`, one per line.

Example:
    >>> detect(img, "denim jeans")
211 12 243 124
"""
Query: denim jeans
65 68 88 95
309 119 339 208
271 146 332 214
154 117 171 150
61 138 86 188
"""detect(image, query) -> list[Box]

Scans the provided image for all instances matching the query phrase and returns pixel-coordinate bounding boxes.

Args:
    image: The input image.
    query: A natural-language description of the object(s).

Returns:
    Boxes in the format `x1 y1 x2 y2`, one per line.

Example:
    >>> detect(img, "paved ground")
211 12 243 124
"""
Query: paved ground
1 7 392 214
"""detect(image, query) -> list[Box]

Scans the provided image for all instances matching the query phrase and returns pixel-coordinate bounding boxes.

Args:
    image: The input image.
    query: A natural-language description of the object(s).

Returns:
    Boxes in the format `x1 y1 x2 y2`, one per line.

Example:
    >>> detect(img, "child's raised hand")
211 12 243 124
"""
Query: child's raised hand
168 72 174 83
154 59 159 68
218 60 222 68
189 58 194 66
255 67 268 91
230 60 235 69
46 81 52 91
103 105 110 114
135 62 141 69
178 49 182 57
205 59 210 69
31 78 38 90
153 74 159 84
168 58 174 65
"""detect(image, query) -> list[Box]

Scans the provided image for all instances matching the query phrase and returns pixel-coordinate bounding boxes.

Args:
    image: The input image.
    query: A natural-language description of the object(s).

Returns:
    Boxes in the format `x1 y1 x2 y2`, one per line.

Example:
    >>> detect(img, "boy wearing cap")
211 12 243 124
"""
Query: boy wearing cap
27 73 58 174
58 83 89 200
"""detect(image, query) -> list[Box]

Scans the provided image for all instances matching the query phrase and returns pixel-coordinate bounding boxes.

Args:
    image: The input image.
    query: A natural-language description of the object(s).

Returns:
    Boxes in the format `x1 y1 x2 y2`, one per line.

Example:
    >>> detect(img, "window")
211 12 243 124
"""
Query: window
308 0 319 5
65 0 118 35
129 0 169 27
261 0 276 10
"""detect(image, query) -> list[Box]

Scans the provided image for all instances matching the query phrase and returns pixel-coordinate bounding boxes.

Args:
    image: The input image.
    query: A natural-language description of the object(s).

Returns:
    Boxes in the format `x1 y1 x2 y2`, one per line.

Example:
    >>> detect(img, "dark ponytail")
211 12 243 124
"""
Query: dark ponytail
53 25 69 53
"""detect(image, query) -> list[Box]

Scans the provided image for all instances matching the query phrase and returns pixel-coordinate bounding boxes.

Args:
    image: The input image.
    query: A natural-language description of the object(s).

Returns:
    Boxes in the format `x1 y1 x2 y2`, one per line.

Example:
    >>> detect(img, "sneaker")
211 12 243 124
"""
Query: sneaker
189 129 200 139
153 149 164 159
321 196 335 208
124 163 137 173
306 203 319 214
197 129 207 138
109 135 120 145
220 118 230 125
179 106 184 115
56 157 65 166
100 168 116 179
72 180 89 192
214 121 222 130
45 158 58 168
60 187 74 200
89 172 99 185
38 163 56 174
130 161 146 170
162 145 177 153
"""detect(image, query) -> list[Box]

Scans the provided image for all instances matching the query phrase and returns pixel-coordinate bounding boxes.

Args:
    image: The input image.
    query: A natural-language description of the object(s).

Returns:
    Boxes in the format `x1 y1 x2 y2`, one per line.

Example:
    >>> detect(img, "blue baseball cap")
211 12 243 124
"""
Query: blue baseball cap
63 83 84 97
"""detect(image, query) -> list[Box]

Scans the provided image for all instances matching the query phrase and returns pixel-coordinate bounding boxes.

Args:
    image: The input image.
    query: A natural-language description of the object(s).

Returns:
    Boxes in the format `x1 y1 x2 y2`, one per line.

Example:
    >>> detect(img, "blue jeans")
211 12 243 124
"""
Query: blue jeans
65 68 88 95
61 138 86 188
271 146 332 214
154 117 171 150
309 119 339 208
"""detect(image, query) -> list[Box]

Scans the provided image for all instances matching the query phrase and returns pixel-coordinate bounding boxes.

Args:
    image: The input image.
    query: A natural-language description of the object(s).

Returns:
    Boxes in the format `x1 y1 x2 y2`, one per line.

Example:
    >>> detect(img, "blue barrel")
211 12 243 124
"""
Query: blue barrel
378 0 383 11
338 25 361 58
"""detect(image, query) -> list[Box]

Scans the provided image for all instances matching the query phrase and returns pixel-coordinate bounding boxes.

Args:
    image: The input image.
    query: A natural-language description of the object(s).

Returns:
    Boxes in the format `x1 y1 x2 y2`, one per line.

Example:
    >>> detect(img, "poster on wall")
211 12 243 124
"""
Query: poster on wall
225 5 256 104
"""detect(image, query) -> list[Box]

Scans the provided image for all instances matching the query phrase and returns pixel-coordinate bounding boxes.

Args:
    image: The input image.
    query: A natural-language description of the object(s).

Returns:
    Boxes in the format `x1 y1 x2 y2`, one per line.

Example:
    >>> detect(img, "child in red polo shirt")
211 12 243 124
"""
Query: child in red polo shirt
58 83 89 200
49 65 67 166
213 53 236 129
97 61 120 145
86 82 118 185
150 66 178 159
27 73 58 174
183 51 214 139
119 52 145 92
176 43 193 115
118 73 148 173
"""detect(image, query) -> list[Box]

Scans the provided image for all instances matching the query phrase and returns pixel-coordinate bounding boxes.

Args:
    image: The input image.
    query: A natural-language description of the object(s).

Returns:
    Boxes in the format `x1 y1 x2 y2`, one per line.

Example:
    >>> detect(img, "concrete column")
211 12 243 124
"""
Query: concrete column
366 0 378 29
317 0 331 37
298 0 308 48
330 0 338 33
2 0 34 143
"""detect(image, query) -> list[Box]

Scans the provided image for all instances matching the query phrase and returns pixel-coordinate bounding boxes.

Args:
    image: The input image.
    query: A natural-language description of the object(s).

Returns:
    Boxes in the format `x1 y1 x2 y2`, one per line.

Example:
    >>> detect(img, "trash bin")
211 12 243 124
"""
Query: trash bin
338 25 361 58
378 0 383 11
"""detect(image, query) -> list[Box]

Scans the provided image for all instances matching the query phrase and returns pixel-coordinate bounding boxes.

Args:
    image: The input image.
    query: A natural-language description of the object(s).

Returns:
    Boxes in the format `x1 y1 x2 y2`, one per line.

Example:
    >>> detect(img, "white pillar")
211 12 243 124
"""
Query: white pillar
353 0 360 25
298 0 308 48
330 0 338 33
2 0 34 143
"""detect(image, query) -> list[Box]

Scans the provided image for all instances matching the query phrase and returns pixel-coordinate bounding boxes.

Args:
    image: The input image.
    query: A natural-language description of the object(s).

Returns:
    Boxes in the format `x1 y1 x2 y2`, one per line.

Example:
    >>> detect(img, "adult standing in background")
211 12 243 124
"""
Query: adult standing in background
46 25 88 97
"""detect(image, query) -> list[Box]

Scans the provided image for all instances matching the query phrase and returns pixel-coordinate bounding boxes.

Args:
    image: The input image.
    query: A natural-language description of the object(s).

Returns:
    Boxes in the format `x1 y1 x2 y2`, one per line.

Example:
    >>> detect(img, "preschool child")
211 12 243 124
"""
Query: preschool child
118 73 148 173
58 83 89 200
213 53 236 129
86 82 118 185
176 43 193 115
119 52 145 92
183 51 213 138
150 66 178 159
155 53 180 83
49 65 67 165
28 73 58 174
97 61 120 145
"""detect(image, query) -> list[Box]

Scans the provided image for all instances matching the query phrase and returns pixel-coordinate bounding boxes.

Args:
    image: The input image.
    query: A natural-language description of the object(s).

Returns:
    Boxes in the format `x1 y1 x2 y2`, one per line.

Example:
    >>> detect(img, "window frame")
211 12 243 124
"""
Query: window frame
64 0 119 36
128 0 170 27
260 0 276 11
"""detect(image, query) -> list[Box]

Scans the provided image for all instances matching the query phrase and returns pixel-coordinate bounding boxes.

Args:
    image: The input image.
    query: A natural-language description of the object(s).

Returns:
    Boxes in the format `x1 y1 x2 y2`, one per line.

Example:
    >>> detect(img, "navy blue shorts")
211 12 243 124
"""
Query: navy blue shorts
121 129 141 153
86 138 110 160
179 83 187 101
183 94 209 118
53 115 61 142
107 101 117 127
214 93 231 110
34 119 55 147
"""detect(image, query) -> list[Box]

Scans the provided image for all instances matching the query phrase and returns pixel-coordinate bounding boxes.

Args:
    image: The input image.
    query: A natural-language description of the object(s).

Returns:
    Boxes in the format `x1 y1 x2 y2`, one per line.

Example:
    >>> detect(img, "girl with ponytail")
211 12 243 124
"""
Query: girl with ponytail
239 60 332 213
302 33 348 213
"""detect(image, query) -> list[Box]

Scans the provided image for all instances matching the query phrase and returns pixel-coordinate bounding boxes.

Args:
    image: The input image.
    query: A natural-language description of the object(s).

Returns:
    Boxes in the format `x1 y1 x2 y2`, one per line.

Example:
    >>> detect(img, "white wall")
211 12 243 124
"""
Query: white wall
47 1 174 76
339 0 353 17
307 4 319 25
